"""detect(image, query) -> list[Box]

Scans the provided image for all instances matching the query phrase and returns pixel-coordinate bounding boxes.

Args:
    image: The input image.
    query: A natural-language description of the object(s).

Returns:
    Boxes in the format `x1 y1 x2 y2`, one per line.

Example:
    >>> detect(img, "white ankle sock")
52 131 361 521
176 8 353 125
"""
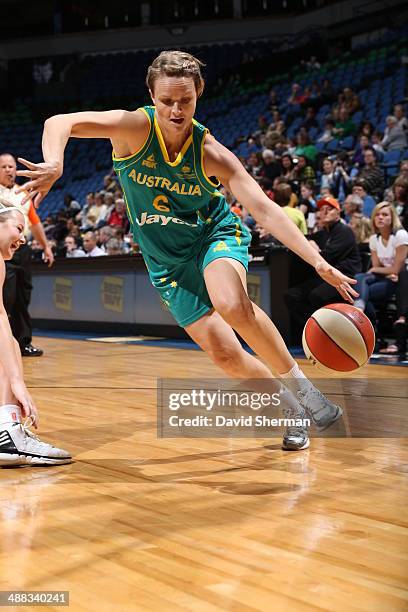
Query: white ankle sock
279 363 312 394
280 363 306 379
0 405 21 426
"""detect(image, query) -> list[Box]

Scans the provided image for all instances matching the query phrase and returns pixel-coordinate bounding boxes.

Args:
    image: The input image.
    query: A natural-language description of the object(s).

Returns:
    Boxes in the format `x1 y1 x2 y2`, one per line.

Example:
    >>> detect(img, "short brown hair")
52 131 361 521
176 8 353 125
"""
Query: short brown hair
146 51 205 97
274 183 292 207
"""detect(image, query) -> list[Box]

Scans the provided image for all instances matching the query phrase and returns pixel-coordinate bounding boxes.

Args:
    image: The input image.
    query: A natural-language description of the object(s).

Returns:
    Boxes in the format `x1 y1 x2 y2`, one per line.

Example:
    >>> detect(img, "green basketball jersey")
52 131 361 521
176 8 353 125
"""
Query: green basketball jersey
112 105 239 264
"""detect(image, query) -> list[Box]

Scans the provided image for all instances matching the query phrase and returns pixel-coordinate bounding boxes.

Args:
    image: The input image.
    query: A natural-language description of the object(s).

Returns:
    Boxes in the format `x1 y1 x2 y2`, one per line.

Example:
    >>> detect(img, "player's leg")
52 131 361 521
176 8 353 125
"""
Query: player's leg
0 339 71 467
185 309 310 450
185 308 273 378
204 257 342 431
204 257 297 374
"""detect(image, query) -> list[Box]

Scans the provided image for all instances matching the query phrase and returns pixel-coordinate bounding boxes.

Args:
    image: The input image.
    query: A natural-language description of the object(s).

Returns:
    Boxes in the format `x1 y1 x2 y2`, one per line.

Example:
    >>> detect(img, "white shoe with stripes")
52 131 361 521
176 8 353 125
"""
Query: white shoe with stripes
0 419 71 466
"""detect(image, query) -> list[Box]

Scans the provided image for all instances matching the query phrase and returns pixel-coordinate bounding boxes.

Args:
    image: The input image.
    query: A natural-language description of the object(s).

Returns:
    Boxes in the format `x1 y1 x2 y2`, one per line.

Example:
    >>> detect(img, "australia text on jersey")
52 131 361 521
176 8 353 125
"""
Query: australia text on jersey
128 170 202 196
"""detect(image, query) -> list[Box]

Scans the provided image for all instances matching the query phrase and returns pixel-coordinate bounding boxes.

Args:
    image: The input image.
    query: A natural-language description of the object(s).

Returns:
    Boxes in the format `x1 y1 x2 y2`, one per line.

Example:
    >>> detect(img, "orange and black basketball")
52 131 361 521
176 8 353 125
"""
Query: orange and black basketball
302 304 376 373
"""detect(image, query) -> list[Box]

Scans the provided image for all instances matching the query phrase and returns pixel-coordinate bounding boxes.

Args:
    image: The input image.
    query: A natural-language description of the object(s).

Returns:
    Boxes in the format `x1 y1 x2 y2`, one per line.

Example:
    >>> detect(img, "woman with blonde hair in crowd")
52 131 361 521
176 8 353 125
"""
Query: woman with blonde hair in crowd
349 213 372 255
353 202 408 329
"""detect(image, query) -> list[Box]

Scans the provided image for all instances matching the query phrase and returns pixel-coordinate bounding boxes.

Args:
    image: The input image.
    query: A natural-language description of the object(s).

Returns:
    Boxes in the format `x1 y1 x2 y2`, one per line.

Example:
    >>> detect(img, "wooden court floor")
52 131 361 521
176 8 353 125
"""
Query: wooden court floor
0 336 407 611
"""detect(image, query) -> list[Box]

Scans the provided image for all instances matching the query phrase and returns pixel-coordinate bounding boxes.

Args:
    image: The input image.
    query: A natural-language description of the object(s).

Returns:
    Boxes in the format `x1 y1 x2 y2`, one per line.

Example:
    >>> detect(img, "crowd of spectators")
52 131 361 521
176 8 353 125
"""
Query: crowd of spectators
221 81 408 353
25 68 408 353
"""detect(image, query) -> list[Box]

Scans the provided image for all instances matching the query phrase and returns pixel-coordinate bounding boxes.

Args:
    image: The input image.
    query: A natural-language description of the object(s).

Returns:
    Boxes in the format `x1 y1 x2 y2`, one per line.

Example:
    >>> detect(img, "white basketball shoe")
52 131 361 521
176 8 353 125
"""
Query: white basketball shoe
0 408 71 467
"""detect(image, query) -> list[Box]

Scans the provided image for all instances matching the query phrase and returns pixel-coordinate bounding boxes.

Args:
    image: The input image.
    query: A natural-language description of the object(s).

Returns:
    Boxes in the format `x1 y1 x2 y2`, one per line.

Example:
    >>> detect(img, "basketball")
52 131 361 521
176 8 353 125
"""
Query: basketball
302 304 376 373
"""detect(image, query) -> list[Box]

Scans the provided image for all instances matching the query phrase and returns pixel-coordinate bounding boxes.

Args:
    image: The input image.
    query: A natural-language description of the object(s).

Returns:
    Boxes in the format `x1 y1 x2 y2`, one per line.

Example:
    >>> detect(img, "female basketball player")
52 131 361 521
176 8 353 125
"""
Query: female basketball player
0 200 71 465
16 51 358 451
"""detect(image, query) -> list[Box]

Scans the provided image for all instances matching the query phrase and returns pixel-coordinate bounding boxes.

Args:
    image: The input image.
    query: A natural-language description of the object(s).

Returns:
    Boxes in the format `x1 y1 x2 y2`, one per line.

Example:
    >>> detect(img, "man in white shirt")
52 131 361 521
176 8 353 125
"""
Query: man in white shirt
82 231 106 257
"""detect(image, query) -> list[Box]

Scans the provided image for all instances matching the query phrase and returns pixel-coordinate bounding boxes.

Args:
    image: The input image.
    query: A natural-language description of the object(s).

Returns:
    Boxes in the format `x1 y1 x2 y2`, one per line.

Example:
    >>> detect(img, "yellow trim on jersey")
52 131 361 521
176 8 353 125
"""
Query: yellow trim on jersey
235 223 242 246
154 116 193 167
112 108 151 161
117 169 134 224
200 126 220 188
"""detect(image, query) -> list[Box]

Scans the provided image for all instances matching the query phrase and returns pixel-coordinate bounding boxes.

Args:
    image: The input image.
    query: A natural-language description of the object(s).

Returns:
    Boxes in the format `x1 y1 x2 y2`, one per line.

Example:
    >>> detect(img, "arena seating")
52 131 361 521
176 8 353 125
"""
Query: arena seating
1 25 407 218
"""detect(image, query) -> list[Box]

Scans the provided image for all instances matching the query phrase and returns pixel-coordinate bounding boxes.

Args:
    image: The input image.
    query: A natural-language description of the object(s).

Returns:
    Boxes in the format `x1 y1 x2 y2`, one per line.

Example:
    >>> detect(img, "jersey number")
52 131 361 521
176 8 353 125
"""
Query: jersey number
153 195 170 212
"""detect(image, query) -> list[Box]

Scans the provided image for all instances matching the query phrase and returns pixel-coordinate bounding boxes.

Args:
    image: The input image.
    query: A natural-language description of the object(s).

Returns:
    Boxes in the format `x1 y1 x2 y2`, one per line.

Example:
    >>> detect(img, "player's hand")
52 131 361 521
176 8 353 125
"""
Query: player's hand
315 261 359 303
43 245 55 267
10 379 39 429
15 158 63 208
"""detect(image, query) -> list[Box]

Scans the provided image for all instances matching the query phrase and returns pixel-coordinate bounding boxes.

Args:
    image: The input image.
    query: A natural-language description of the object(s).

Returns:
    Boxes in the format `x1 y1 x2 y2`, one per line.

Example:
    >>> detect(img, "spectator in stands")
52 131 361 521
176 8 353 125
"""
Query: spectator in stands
68 224 82 246
343 194 363 222
30 239 44 262
107 198 129 231
259 149 281 188
299 181 317 231
342 87 360 114
313 209 325 232
356 149 384 200
320 158 335 190
349 213 372 256
371 130 385 158
352 134 371 166
301 107 318 131
76 191 94 227
84 191 109 228
264 128 282 150
245 152 262 179
386 176 408 218
64 235 85 258
381 115 407 151
292 155 316 185
399 160 408 182
273 183 307 235
268 110 281 131
359 121 375 139
113 227 131 254
105 237 124 256
332 107 356 139
352 180 376 217
287 83 303 106
103 173 117 192
353 202 408 327
281 154 296 182
284 195 361 343
98 225 114 253
317 119 335 144
63 193 81 217
331 154 352 200
393 104 408 132
273 177 298 208
82 231 106 257
294 132 317 164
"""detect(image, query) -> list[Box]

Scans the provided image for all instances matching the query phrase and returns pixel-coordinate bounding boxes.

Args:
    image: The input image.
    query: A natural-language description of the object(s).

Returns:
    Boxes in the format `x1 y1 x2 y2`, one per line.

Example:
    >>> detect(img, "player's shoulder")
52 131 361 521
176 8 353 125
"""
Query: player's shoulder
202 132 240 176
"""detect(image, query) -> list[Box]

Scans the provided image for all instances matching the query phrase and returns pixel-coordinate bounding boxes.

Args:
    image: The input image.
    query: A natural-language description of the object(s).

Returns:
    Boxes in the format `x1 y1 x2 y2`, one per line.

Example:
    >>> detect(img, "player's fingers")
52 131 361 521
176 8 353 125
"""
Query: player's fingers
343 275 357 285
17 157 37 170
30 403 39 429
33 192 44 209
20 189 38 205
16 169 40 179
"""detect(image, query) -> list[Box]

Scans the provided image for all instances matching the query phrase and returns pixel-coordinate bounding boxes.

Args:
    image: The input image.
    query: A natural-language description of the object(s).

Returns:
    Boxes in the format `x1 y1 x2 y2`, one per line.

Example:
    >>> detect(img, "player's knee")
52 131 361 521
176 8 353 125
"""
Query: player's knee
214 296 254 326
209 346 242 376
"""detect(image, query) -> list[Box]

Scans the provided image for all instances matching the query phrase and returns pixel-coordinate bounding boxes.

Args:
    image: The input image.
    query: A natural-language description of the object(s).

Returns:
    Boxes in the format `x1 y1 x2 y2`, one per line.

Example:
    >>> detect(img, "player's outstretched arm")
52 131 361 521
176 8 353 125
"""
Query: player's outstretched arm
0 256 38 425
16 109 148 207
204 136 358 303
